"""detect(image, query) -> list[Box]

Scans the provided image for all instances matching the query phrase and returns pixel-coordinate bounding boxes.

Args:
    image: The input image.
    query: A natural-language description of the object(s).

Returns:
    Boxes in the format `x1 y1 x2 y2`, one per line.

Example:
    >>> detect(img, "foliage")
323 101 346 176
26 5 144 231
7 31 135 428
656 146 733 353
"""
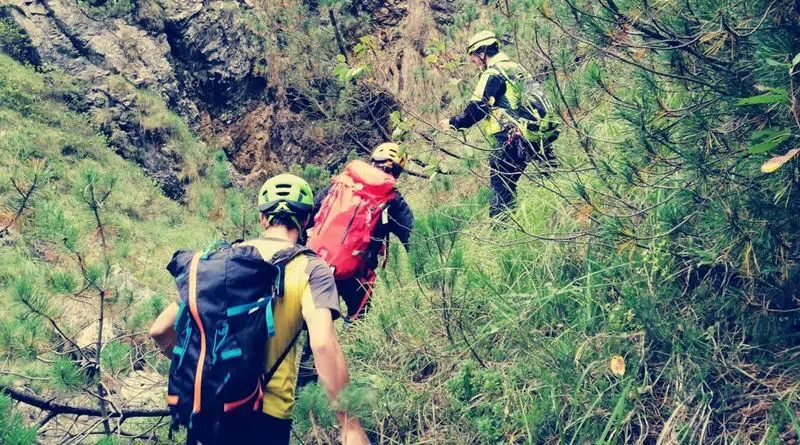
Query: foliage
289 163 332 194
0 393 36 445
250 0 397 159
0 12 38 65
0 53 224 440
294 0 800 443
101 340 132 377
77 0 134 18
49 357 88 389
2 0 800 442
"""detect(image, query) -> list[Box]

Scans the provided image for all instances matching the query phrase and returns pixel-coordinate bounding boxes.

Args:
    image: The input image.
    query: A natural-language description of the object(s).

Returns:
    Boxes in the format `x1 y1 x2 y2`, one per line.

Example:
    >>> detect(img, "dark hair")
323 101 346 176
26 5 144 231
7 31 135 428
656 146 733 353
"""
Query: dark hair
261 211 308 230
483 43 500 57
371 160 404 179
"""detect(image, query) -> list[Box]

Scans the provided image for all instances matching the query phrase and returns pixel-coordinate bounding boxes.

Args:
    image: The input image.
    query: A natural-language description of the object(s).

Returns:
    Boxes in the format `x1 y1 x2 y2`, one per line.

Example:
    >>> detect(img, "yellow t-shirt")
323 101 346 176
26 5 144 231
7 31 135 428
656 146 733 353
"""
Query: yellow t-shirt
241 237 340 419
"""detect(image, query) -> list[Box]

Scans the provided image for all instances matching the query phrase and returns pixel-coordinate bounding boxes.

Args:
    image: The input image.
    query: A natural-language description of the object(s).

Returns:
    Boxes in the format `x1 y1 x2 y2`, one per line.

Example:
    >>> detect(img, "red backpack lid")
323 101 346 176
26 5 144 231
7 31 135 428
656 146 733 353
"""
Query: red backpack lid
343 160 396 192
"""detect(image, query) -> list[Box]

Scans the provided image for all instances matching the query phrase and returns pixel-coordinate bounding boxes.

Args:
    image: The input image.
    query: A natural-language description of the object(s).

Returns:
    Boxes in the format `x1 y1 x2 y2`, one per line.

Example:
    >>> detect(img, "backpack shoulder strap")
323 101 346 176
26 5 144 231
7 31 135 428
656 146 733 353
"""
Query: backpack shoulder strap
263 327 303 385
262 246 313 385
269 245 315 263
269 246 315 299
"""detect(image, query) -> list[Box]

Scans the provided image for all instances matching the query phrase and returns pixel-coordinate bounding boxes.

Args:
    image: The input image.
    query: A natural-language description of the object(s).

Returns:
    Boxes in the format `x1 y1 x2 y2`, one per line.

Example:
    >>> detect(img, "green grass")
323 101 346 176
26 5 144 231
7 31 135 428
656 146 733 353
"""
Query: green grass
290 16 800 439
291 158 798 443
0 53 248 442
3 0 800 440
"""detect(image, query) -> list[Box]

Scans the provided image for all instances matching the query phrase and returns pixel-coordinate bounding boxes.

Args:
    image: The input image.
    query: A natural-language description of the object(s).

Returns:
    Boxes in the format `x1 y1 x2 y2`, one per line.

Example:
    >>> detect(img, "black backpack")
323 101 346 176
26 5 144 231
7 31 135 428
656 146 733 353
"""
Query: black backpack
165 241 310 444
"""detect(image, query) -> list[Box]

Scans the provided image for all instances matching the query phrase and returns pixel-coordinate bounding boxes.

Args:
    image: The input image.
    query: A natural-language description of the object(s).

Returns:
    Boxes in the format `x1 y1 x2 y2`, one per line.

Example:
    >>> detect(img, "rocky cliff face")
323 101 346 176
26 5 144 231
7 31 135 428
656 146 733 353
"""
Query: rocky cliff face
4 0 460 197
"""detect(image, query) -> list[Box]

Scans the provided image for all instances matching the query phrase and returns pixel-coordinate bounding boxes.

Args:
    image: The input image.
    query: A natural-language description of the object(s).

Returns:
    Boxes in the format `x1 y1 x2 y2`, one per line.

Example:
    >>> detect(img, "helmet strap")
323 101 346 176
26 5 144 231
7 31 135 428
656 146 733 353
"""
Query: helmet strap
295 214 312 245
289 215 302 233
263 213 308 244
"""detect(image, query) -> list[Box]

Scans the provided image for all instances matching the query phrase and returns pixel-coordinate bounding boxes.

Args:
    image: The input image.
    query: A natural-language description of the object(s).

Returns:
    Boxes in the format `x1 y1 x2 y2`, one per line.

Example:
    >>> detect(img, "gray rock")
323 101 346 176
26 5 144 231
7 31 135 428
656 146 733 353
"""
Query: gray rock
5 0 400 198
429 0 461 30
163 2 267 115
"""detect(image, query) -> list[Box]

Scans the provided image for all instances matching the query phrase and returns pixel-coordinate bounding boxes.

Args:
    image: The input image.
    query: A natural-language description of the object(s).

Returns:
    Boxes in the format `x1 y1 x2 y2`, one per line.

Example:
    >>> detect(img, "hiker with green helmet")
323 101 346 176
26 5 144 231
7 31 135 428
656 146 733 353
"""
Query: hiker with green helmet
440 31 560 217
150 173 369 445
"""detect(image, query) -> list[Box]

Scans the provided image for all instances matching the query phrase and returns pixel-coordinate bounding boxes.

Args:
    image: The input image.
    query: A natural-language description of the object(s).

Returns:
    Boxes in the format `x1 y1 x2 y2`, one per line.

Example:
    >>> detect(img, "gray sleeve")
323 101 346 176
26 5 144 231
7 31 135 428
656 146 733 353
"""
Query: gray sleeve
305 257 341 320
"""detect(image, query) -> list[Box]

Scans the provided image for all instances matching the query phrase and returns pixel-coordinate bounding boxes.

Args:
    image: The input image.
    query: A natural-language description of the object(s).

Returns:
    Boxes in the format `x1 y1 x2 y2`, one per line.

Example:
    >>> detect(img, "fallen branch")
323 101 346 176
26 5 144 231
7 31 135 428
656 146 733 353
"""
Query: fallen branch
417 131 466 160
0 384 169 419
405 165 453 179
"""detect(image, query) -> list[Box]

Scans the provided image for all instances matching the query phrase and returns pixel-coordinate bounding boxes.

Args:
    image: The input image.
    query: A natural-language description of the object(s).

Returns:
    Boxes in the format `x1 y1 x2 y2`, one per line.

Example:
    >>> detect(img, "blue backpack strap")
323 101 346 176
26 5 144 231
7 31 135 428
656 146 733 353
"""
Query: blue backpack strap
265 303 276 337
269 246 314 299
265 246 312 342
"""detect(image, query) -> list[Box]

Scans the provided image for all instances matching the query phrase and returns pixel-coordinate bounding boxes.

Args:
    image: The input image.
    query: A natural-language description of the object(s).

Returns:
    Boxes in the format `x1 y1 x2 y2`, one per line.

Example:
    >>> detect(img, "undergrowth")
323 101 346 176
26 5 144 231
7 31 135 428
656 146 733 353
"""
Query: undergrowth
0 53 247 442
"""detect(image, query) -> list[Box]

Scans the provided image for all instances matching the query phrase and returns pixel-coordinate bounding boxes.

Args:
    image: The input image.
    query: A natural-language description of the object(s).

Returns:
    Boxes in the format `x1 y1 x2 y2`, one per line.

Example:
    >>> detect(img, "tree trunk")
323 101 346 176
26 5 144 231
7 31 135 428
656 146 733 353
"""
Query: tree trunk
328 8 349 63
95 288 111 434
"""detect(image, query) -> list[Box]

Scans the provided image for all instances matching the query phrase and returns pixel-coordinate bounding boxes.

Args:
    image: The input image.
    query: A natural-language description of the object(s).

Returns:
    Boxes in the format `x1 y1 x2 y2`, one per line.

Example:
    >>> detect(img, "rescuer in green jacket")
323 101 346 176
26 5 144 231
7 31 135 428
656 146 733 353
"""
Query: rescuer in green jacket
441 31 560 217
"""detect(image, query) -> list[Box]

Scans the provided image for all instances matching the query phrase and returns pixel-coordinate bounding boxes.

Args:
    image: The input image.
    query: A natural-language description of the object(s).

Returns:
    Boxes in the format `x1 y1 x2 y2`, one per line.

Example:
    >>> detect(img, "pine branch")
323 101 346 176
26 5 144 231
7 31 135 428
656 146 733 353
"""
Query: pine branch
328 8 348 64
17 291 94 366
417 131 466 160
83 176 115 434
95 287 111 434
542 14 726 93
1 160 48 236
0 384 169 419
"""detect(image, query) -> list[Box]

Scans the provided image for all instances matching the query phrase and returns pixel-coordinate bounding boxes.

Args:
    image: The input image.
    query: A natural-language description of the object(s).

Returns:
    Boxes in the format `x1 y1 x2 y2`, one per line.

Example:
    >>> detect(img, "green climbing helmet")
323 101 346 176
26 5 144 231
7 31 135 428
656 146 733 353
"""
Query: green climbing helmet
467 30 499 55
257 173 314 229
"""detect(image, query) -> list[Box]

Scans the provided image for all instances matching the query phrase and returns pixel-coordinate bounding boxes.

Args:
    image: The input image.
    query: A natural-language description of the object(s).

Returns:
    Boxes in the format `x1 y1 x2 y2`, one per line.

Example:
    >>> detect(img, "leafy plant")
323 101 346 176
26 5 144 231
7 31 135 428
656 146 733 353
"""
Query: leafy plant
101 340 132 377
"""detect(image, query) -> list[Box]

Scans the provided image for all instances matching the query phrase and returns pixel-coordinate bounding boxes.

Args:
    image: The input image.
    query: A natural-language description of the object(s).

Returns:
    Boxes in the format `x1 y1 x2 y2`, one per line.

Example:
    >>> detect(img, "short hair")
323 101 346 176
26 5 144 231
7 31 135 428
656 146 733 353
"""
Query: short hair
371 160 404 179
262 211 304 230
482 43 500 57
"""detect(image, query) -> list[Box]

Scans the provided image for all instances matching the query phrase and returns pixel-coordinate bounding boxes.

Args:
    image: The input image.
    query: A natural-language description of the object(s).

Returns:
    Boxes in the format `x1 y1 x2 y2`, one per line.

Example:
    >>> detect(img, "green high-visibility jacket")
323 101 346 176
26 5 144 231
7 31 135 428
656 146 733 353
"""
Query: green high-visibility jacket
449 52 556 142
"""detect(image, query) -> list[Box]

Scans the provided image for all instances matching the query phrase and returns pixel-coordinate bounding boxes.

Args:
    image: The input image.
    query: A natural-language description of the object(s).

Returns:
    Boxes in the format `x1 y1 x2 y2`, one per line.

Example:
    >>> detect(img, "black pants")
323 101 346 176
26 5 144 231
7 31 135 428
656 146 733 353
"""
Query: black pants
297 332 317 389
194 411 292 445
337 274 376 319
488 132 556 217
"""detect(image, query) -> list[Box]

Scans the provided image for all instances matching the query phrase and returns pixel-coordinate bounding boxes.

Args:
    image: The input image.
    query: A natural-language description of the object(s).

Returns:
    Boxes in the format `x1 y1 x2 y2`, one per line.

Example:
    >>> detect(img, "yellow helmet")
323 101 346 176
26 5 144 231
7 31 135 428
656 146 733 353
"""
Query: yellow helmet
467 30 499 54
371 142 408 169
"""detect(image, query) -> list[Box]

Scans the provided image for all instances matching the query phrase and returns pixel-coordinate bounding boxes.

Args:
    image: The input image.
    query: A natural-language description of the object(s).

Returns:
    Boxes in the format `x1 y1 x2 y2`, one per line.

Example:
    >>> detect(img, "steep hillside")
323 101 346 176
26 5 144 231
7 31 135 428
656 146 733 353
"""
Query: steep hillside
289 0 800 444
0 52 251 443
2 0 461 194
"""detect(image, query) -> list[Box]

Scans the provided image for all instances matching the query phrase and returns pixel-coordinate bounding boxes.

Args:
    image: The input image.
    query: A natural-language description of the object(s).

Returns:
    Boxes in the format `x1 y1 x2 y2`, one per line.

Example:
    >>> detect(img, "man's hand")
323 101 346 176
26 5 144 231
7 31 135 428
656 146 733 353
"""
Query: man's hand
339 414 370 444
303 304 370 442
438 118 452 131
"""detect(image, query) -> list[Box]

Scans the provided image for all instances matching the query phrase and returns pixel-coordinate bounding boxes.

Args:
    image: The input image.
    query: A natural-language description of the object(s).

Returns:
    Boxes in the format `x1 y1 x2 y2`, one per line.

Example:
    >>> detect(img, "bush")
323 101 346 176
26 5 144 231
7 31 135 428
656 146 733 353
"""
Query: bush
0 13 38 65
77 0 134 18
290 163 332 193
101 340 132 377
0 393 36 445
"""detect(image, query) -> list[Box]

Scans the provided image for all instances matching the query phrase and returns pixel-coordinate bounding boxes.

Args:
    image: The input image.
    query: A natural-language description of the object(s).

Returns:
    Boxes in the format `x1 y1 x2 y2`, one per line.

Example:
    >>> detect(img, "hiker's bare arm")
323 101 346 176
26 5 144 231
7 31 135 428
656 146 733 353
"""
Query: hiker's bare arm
149 302 179 357
304 307 348 402
303 307 369 444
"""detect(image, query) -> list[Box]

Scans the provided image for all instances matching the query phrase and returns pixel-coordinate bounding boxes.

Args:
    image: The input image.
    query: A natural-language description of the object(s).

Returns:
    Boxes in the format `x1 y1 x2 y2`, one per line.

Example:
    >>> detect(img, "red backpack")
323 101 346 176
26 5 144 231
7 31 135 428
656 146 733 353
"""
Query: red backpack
308 160 396 279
